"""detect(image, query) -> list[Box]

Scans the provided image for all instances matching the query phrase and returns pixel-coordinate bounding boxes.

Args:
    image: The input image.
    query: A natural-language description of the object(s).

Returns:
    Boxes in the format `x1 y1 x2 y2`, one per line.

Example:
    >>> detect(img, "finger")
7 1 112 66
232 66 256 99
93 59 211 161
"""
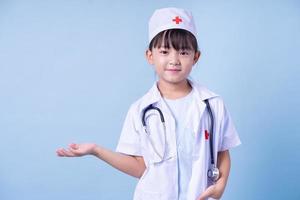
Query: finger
57 148 79 157
60 148 76 157
197 185 215 200
56 148 67 157
69 143 78 150
68 147 82 156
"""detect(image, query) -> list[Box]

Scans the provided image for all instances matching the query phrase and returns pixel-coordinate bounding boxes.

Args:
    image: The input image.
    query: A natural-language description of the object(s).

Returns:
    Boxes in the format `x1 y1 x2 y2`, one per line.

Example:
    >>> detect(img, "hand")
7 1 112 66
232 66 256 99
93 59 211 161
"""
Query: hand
56 143 97 157
196 179 226 200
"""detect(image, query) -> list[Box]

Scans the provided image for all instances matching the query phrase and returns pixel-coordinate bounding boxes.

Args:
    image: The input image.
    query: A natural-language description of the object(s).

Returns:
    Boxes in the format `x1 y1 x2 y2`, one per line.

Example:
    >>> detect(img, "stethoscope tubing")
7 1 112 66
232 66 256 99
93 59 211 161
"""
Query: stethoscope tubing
142 104 165 127
204 99 215 165
142 100 219 181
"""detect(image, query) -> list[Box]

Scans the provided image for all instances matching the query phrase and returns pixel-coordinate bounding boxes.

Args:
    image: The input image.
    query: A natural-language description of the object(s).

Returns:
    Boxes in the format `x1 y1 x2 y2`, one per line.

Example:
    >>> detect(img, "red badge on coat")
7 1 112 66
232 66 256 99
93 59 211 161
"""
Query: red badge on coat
205 130 210 140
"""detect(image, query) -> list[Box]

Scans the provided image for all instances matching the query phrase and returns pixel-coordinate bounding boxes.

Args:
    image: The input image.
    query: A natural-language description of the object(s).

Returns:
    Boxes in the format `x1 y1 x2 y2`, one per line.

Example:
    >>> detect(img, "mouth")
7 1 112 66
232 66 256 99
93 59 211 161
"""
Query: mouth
165 68 181 72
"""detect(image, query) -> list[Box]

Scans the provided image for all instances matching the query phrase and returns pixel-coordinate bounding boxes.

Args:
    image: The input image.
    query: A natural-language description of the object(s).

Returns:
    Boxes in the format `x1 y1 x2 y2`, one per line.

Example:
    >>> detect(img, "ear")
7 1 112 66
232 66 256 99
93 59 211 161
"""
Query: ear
145 49 154 65
193 51 201 64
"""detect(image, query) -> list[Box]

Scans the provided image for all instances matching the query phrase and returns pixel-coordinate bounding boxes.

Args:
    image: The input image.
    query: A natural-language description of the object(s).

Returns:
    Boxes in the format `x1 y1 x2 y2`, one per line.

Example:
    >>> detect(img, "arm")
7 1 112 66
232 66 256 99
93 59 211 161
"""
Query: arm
56 143 146 178
197 150 231 200
216 150 231 190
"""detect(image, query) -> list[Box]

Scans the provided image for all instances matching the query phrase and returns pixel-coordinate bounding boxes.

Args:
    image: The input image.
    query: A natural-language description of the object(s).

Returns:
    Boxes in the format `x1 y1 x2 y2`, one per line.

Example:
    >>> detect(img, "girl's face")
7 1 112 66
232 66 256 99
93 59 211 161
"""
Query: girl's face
146 46 200 86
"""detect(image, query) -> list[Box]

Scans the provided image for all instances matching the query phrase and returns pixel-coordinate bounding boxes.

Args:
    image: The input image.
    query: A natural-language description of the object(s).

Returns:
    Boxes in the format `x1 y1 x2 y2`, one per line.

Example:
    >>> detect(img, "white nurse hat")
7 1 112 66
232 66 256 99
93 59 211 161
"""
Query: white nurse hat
148 7 197 43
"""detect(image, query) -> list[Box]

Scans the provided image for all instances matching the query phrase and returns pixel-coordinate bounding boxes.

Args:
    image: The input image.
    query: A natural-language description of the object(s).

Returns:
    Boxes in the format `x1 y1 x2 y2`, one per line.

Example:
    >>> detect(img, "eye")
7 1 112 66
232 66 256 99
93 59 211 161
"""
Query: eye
159 50 168 55
180 51 190 56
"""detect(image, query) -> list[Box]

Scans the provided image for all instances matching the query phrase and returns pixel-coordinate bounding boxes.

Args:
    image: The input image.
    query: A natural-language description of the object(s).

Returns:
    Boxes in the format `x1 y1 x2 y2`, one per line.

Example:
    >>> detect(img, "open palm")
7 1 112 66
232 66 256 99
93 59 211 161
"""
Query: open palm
56 143 97 157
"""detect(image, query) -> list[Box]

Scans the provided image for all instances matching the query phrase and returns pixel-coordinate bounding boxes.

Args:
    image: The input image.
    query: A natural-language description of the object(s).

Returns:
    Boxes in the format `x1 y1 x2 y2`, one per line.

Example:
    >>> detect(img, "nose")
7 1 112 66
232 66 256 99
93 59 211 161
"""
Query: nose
169 52 180 67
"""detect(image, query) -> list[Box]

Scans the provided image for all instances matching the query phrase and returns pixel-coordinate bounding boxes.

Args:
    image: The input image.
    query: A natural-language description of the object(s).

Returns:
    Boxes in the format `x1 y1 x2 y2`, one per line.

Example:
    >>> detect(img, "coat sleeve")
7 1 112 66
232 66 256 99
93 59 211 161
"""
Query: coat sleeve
218 101 241 152
115 105 142 156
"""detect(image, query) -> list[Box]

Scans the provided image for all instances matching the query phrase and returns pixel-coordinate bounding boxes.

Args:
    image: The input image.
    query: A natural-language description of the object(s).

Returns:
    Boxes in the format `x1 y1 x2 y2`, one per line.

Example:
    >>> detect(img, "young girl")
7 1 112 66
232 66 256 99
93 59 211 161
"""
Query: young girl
56 7 241 200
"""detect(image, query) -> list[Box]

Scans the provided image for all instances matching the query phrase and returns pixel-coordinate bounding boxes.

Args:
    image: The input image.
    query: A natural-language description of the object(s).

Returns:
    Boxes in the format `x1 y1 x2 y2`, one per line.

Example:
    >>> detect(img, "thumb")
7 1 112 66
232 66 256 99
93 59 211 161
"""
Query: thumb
69 143 79 150
197 185 215 200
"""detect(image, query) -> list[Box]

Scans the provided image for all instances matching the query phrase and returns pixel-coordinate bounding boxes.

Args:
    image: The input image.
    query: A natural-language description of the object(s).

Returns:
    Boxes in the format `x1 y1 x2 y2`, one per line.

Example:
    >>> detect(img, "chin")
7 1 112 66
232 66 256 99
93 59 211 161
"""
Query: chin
162 77 187 85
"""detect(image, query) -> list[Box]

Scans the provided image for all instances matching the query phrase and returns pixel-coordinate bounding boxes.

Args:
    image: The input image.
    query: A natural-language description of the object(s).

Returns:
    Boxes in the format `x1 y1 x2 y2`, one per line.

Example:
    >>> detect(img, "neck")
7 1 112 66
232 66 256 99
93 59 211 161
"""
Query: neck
157 79 192 99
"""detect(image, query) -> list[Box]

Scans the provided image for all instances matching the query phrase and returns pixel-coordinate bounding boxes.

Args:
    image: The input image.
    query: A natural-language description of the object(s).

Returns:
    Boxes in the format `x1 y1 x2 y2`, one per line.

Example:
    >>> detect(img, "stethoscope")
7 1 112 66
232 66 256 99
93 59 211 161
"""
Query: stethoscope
141 99 220 182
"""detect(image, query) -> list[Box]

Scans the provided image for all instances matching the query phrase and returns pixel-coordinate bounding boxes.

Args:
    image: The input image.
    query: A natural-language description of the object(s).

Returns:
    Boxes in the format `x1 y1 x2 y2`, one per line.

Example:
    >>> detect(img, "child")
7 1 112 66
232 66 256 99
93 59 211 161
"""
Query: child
56 7 241 200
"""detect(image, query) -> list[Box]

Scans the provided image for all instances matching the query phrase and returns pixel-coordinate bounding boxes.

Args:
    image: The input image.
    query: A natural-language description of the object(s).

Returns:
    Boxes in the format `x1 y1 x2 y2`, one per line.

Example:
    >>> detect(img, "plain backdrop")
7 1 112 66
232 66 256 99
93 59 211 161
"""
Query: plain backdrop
0 0 299 199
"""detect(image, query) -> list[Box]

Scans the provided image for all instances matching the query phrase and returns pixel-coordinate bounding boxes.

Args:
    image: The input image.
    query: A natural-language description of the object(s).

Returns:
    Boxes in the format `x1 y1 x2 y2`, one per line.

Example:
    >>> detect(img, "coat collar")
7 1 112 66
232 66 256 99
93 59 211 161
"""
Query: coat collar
139 79 219 113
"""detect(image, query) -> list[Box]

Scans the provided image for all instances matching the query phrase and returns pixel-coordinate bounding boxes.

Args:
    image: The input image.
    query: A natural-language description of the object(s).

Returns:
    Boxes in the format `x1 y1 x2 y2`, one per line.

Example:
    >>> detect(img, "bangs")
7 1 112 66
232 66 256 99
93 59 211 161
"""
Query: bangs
149 29 198 51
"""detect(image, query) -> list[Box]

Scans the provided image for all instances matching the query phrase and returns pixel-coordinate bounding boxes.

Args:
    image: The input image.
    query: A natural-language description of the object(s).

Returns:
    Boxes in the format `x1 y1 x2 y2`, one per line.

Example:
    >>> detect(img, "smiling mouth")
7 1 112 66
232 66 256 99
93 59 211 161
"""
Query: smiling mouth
166 69 181 71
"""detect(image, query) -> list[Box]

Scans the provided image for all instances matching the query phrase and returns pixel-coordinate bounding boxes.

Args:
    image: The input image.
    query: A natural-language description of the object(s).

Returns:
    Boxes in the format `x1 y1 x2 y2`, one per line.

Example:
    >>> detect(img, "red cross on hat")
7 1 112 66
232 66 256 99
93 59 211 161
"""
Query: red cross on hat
172 16 183 24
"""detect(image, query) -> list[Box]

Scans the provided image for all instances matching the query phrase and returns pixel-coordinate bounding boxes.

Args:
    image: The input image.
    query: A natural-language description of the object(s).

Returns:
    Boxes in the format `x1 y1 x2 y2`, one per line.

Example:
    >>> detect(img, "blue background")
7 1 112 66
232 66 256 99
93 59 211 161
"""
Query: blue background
0 0 299 199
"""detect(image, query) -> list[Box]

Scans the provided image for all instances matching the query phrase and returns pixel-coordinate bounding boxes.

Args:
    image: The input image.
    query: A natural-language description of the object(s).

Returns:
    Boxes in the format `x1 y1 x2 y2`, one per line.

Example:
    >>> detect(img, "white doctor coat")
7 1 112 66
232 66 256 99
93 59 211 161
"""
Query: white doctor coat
116 80 241 200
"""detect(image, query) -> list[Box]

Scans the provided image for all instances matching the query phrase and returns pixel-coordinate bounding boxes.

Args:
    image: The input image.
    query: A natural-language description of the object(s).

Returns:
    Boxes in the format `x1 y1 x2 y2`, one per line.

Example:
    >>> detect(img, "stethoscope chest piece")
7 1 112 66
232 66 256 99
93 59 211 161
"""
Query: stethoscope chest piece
207 165 220 182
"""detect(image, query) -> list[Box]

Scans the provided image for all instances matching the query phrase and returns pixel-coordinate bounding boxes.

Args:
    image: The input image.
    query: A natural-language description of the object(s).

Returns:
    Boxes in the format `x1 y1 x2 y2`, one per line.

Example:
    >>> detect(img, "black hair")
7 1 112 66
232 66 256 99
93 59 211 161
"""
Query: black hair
148 29 198 52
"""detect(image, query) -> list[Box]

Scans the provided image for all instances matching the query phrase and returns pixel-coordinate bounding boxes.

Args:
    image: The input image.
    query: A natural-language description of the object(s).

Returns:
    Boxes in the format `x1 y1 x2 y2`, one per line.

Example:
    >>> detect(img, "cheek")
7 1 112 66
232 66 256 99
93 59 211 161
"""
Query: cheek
153 65 164 74
183 59 195 68
153 58 167 69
